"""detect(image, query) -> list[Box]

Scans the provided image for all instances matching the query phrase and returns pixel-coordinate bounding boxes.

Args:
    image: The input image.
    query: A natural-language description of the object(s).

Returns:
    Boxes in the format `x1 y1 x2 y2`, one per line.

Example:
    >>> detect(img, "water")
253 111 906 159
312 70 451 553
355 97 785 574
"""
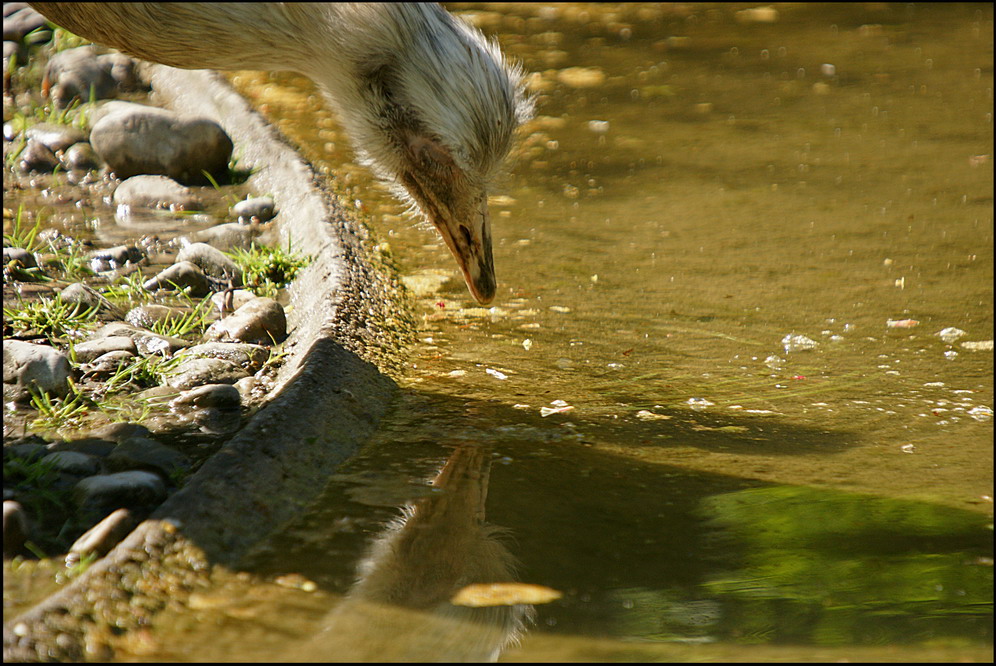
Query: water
128 3 996 661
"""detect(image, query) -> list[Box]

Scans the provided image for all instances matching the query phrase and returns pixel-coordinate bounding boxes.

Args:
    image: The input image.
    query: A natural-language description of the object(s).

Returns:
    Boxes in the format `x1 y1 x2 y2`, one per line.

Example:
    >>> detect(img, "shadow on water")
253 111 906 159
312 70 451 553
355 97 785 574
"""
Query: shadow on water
238 386 991 660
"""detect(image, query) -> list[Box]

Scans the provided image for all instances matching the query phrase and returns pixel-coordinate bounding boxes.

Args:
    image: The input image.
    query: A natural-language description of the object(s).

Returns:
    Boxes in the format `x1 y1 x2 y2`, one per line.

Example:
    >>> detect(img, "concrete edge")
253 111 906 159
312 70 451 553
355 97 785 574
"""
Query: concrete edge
3 66 413 660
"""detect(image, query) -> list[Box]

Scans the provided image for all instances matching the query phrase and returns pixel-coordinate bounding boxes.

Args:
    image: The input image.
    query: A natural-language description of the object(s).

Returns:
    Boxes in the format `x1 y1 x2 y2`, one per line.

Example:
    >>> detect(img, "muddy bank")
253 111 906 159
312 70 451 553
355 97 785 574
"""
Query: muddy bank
4 65 416 661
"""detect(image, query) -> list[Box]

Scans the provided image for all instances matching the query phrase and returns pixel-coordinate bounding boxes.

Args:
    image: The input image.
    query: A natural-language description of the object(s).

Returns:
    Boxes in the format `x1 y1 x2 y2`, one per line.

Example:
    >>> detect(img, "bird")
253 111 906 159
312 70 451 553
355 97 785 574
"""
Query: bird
28 3 533 304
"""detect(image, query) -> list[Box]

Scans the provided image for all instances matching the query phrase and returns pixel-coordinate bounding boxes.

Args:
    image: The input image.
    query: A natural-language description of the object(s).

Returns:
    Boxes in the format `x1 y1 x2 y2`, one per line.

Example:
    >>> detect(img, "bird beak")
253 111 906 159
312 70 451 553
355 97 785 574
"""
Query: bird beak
432 195 496 304
400 161 497 303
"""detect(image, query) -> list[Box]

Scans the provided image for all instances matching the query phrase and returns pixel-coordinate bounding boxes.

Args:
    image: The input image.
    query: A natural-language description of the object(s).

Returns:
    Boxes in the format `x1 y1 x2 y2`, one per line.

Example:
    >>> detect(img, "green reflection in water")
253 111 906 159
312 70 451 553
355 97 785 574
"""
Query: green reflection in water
609 486 992 646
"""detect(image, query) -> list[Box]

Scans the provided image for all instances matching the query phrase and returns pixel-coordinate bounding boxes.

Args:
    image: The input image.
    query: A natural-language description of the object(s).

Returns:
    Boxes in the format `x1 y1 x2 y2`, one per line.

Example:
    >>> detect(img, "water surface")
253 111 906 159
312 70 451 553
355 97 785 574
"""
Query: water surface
178 3 992 661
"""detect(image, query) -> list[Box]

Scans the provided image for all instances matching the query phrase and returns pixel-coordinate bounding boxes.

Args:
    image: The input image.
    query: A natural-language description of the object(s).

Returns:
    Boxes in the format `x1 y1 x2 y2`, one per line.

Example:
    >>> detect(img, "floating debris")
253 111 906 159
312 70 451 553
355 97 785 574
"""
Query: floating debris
968 406 993 422
886 318 919 328
587 119 610 133
937 327 967 343
451 582 562 607
961 340 994 351
522 338 533 351
901 444 916 454
541 399 574 417
549 305 571 313
556 66 605 88
274 573 317 592
635 409 671 421
447 370 466 378
486 368 508 380
764 355 785 369
735 5 779 24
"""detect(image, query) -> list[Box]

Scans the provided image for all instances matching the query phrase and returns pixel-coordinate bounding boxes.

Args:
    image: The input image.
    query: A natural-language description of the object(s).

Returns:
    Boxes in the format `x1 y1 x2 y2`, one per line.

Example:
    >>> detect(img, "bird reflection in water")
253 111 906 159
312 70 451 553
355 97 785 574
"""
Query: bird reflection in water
301 445 533 662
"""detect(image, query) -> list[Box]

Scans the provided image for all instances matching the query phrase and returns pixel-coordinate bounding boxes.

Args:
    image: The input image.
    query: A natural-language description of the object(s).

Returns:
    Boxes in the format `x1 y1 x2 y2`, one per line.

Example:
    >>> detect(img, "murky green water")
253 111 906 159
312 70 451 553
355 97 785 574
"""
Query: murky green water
145 3 995 662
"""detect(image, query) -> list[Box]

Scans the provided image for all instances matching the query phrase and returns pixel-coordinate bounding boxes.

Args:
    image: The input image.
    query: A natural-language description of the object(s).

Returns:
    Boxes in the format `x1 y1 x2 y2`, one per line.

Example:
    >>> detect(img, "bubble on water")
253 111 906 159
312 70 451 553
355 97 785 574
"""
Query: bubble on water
687 397 714 411
764 355 785 369
944 350 958 360
782 334 818 352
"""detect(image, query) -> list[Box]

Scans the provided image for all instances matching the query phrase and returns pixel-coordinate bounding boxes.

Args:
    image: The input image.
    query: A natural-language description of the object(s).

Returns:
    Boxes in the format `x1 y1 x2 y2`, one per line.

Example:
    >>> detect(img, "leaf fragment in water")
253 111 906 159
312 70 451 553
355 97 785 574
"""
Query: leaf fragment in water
451 583 563 607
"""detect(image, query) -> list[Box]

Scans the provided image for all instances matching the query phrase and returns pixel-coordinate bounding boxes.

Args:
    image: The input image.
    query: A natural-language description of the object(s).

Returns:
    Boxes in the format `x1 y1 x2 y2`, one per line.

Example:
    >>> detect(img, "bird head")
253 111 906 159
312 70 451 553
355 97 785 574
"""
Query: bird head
312 5 532 304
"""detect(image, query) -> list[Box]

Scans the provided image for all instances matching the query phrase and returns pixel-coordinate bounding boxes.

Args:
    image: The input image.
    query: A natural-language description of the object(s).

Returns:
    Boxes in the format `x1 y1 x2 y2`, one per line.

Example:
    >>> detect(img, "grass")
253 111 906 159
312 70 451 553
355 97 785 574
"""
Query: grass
228 241 311 299
40 235 96 282
3 208 97 282
101 271 150 304
28 383 92 431
101 354 183 394
148 297 215 338
3 296 100 342
49 26 90 53
3 205 44 253
2 453 67 552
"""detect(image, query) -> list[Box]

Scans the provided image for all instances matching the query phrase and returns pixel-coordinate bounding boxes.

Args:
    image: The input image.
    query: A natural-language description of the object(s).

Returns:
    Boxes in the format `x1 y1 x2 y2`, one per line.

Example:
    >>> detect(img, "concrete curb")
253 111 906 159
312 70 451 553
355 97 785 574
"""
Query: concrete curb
3 66 413 661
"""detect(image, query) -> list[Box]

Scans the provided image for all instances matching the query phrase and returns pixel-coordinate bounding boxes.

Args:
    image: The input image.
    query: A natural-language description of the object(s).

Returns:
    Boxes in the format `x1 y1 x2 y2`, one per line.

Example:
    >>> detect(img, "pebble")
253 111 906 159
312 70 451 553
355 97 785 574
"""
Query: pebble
163 357 249 390
106 436 190 477
59 282 121 315
88 244 145 272
3 501 29 558
176 242 243 286
125 304 185 330
170 384 243 434
18 138 60 172
170 383 242 411
66 507 135 564
3 339 73 402
89 101 233 183
232 197 276 222
72 336 138 363
25 122 86 153
88 322 191 356
45 46 121 107
112 175 203 211
176 342 269 371
210 288 258 315
204 297 287 345
3 246 37 268
73 471 167 522
63 142 102 171
187 221 265 251
40 451 102 477
142 261 212 297
80 350 136 377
